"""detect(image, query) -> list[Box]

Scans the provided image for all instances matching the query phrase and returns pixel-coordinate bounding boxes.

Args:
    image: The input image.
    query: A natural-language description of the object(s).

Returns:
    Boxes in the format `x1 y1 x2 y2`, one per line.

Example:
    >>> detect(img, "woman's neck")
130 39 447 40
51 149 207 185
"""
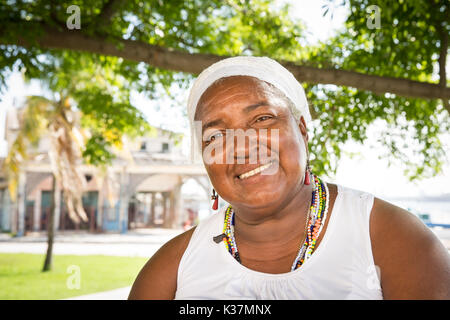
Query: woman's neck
232 182 314 248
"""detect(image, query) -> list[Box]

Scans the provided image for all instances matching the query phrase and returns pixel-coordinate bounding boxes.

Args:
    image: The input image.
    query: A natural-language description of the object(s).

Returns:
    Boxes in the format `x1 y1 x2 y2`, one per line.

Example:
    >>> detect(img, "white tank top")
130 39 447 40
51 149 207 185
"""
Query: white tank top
175 184 383 299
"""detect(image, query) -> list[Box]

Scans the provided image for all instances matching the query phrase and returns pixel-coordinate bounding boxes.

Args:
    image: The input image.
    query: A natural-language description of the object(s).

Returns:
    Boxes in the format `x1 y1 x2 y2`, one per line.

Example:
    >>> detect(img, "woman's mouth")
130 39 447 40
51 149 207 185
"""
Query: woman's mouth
237 162 273 180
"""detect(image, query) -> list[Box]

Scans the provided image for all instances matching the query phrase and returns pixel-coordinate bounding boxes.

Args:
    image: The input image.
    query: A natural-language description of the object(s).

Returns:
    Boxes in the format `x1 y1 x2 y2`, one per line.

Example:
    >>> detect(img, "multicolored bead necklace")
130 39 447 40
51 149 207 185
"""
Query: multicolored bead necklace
222 173 330 271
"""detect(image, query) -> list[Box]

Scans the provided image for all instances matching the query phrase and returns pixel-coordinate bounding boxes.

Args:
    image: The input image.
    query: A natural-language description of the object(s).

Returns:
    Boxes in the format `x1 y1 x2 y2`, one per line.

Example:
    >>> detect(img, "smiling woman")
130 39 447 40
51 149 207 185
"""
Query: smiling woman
128 56 450 300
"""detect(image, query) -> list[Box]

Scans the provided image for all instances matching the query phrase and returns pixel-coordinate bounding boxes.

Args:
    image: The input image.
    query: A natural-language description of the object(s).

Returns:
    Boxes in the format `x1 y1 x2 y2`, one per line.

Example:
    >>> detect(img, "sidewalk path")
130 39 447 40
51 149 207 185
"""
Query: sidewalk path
0 228 185 257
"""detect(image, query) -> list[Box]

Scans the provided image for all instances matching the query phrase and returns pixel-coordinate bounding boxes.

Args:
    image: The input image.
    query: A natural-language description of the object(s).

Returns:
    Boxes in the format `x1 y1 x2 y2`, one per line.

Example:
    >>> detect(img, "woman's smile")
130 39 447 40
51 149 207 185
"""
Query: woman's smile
236 161 274 180
233 161 281 189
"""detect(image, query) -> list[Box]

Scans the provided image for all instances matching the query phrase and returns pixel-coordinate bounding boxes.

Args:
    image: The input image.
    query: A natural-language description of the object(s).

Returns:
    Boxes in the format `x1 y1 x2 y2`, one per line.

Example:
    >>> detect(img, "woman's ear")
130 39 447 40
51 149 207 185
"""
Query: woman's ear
298 116 309 142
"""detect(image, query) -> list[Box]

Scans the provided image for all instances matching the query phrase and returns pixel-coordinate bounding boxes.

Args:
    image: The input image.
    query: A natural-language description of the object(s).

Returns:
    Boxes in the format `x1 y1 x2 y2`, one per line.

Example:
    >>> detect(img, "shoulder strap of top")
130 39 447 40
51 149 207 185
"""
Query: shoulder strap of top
332 184 382 295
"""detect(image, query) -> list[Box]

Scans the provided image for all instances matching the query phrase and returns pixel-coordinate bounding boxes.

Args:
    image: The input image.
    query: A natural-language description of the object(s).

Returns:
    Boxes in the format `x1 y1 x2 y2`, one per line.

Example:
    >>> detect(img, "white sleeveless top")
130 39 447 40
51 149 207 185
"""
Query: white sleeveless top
175 184 383 300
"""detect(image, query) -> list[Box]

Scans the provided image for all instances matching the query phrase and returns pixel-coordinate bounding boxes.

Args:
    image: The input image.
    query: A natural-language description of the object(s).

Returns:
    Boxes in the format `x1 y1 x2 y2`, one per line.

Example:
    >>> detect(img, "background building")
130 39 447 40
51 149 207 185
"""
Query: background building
0 106 214 236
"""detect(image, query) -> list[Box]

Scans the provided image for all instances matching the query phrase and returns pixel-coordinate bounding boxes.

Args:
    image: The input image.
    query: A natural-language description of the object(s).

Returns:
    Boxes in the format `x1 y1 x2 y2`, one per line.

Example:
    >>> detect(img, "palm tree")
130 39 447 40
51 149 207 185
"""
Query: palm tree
3 53 153 271
3 94 89 271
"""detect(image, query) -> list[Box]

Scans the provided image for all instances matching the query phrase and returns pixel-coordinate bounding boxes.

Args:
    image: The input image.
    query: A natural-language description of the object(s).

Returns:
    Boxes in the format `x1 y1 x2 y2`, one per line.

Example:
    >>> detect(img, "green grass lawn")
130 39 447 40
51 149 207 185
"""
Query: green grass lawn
0 253 148 300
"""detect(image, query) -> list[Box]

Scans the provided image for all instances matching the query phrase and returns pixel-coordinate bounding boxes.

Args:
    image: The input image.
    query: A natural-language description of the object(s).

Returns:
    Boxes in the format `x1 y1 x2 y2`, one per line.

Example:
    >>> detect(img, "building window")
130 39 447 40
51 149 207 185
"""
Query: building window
161 142 169 153
140 142 147 151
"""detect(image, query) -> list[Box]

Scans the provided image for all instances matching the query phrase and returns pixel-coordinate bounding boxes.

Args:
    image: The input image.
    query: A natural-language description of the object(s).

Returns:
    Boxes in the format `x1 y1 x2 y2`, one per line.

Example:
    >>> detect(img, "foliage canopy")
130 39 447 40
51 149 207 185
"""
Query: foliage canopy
0 0 448 180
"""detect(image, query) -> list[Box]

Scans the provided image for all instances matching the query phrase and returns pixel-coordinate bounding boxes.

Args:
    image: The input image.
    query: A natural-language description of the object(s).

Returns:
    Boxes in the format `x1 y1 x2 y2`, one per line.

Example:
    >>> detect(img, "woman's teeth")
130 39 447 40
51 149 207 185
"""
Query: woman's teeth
238 162 272 180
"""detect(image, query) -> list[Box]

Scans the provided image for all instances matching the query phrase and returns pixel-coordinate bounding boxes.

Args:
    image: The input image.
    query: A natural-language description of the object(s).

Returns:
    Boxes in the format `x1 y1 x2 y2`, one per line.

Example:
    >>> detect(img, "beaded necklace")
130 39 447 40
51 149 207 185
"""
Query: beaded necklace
222 173 329 271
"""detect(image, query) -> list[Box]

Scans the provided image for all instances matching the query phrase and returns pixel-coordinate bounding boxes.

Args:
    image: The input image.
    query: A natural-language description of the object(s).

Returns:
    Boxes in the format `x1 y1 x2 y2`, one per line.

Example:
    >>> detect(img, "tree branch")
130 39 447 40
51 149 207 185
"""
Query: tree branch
2 22 450 102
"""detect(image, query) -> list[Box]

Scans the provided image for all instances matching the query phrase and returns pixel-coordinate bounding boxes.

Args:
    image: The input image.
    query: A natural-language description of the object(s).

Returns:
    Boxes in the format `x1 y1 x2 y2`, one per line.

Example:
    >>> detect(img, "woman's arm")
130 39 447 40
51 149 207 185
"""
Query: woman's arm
128 227 196 300
370 198 450 299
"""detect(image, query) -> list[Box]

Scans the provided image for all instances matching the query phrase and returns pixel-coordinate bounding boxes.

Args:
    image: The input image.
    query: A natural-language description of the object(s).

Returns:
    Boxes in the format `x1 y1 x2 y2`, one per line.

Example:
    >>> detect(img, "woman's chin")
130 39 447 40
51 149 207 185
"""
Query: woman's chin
232 186 285 209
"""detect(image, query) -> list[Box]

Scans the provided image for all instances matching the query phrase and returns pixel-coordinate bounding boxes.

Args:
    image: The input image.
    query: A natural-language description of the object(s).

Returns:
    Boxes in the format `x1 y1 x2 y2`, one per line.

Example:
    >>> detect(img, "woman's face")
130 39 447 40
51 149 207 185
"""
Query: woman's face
195 75 309 212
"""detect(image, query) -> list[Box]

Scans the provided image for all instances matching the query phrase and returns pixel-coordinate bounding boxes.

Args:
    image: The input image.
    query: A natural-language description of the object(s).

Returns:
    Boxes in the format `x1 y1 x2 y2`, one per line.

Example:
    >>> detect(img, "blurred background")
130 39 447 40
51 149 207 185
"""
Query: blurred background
0 0 449 299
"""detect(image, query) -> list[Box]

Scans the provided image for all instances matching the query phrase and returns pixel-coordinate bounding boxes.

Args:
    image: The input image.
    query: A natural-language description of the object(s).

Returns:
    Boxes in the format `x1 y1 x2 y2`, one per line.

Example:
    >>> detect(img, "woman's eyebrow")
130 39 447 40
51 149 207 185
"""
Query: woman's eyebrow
201 101 270 131
202 118 226 132
243 101 269 113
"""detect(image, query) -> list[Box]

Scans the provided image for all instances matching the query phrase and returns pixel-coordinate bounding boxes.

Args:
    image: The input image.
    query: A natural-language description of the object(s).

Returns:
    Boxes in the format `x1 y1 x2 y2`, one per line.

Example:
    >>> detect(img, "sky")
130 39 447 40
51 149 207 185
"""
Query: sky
0 0 449 200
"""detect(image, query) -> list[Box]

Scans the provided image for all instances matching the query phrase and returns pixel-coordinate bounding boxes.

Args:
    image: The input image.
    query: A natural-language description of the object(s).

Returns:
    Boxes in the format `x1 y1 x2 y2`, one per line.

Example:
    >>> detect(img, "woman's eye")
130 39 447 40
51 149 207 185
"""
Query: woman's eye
256 115 273 122
206 132 223 142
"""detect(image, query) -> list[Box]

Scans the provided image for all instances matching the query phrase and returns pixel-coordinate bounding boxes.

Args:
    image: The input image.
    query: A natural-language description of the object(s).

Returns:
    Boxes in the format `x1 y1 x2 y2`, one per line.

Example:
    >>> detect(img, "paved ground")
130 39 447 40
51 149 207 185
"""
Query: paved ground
1 226 449 300
0 228 185 258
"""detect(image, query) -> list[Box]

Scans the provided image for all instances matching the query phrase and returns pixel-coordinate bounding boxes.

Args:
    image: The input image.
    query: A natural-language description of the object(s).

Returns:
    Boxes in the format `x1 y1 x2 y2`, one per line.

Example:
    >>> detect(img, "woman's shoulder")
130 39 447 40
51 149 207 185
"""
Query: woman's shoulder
128 209 226 299
369 196 450 299
328 183 450 298
128 226 196 299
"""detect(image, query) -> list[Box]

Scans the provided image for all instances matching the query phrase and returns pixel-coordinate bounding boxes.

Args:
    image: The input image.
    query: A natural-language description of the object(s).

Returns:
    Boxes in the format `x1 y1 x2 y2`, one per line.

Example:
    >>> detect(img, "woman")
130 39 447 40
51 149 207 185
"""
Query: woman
129 56 450 300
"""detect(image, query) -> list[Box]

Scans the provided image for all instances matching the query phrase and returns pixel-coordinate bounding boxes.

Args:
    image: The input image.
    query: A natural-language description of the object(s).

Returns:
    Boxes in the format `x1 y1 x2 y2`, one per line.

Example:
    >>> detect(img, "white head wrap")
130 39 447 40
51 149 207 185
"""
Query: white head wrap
187 56 311 130
187 56 311 159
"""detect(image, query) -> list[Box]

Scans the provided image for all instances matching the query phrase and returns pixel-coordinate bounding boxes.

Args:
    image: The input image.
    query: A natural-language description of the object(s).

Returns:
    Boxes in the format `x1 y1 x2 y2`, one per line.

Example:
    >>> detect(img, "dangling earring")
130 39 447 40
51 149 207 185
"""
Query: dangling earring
304 160 311 185
211 189 219 210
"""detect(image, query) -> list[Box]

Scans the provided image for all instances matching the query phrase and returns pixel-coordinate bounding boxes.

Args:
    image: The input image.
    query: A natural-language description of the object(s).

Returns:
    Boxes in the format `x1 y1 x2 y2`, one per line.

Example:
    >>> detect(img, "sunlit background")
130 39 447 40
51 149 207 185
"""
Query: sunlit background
1 0 448 223
1 0 449 301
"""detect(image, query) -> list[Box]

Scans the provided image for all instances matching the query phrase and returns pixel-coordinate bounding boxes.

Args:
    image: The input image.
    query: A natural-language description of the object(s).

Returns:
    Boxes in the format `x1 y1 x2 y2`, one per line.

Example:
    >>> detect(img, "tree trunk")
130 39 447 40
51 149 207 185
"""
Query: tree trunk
42 174 56 272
